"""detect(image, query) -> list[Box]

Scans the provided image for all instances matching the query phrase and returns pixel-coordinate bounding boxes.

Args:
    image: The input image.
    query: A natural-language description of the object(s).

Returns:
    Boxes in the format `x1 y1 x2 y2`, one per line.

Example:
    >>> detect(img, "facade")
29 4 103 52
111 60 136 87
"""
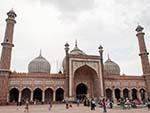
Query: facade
0 10 150 105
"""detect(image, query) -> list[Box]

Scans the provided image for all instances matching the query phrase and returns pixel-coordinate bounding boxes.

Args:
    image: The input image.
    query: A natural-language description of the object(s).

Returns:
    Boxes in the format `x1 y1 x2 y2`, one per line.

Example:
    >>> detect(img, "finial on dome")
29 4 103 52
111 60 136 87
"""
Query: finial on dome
75 40 78 48
39 49 42 57
107 53 110 59
107 53 111 61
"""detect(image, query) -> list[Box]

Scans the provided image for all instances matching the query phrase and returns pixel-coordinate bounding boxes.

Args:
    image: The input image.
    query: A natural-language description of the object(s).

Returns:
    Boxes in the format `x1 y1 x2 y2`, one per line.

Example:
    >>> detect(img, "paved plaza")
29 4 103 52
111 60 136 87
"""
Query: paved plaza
0 104 149 113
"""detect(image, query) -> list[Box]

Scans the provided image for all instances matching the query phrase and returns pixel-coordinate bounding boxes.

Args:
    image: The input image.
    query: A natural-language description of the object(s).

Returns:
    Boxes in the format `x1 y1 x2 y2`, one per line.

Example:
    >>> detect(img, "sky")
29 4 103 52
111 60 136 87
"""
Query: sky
0 0 150 75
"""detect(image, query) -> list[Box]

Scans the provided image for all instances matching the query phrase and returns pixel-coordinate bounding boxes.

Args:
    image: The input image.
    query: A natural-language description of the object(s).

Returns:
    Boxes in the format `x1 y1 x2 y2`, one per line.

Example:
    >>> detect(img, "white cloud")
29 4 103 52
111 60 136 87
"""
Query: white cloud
38 0 95 12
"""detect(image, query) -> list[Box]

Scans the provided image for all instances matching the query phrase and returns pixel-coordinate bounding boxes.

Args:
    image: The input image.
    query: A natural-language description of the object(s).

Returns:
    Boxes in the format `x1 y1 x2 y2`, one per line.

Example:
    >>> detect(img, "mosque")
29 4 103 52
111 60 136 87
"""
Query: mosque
0 9 150 105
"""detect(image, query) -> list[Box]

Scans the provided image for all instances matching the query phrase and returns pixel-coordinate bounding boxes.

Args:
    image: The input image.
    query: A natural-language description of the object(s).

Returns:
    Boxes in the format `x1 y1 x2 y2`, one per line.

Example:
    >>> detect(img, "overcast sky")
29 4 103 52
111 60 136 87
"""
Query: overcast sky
0 0 150 75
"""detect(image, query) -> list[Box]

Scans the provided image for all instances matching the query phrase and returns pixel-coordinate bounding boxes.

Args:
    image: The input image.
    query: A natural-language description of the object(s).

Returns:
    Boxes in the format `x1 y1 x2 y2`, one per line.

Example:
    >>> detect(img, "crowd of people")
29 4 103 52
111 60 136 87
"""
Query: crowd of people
73 96 150 111
14 96 150 112
63 97 108 112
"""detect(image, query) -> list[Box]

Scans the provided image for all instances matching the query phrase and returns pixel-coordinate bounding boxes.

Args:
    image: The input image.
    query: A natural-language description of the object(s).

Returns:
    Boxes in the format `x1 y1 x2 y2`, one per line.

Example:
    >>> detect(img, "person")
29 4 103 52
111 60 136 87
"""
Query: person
147 97 150 110
125 98 131 109
87 99 90 107
24 100 29 112
84 99 86 106
85 98 89 106
65 98 69 109
48 101 52 111
77 99 80 106
109 100 113 109
102 98 107 112
91 98 96 110
69 104 72 108
16 101 19 110
120 98 125 109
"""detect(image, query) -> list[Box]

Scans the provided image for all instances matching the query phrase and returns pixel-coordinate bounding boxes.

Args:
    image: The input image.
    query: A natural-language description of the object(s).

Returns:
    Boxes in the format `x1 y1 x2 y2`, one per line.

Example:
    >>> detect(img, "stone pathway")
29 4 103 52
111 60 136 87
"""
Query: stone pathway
0 104 149 113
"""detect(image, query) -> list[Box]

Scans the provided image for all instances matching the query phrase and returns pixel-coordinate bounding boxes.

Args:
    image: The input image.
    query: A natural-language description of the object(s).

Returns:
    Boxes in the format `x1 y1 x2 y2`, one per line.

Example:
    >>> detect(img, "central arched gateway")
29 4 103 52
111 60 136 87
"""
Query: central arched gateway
76 83 88 100
74 65 99 98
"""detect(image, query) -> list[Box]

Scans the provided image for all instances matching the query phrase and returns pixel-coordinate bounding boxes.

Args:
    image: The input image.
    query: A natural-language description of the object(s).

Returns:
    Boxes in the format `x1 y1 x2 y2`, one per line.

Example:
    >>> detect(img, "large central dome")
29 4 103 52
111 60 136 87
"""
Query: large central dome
28 52 51 73
70 41 86 55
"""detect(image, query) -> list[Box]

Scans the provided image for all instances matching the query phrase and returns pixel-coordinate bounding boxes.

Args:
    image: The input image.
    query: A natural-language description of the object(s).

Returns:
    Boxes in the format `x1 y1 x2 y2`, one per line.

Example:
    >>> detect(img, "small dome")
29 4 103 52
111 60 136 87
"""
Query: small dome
104 57 120 75
70 40 86 55
28 52 50 73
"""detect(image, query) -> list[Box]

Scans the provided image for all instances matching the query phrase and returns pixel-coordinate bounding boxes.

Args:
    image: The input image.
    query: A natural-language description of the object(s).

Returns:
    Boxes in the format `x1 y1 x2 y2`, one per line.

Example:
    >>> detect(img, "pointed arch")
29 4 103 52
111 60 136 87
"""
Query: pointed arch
55 88 64 102
9 88 19 102
123 88 129 99
45 88 53 103
74 65 99 97
33 88 42 102
73 62 99 76
140 88 146 101
76 83 88 100
132 88 137 100
105 88 112 101
21 88 31 103
74 65 98 79
115 88 121 100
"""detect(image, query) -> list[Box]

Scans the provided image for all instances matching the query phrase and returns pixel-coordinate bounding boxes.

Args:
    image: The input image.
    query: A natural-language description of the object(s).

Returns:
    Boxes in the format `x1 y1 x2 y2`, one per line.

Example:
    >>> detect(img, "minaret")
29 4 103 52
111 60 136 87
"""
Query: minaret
136 25 150 75
136 25 150 97
64 42 69 98
98 45 105 97
0 9 17 71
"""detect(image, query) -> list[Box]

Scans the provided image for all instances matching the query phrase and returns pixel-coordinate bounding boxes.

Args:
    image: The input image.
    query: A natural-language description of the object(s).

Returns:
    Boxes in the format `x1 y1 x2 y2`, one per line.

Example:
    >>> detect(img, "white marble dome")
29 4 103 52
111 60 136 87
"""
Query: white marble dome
104 57 120 75
28 52 51 73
